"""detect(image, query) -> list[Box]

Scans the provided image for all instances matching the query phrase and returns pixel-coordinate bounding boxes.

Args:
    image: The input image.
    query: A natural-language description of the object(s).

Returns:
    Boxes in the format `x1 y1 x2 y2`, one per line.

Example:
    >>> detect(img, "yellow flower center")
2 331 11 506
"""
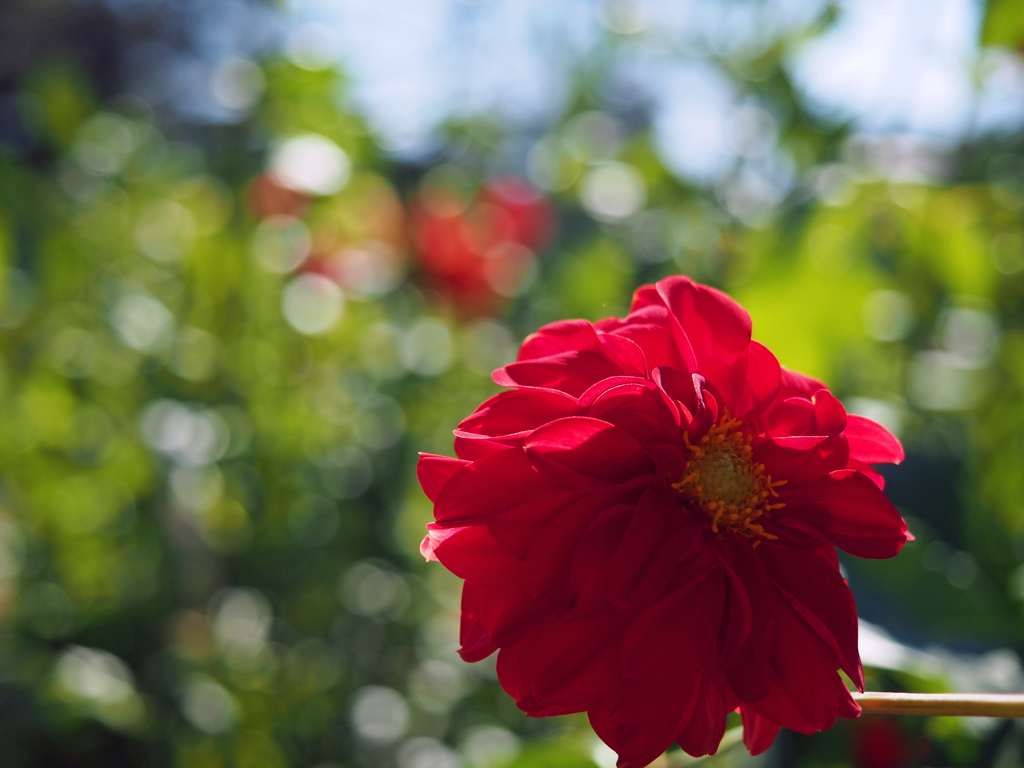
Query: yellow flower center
672 415 785 546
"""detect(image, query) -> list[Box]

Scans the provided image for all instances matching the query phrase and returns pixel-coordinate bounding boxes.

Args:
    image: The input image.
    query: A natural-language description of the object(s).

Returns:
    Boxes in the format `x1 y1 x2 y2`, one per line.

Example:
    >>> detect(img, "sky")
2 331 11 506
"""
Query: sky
123 0 1024 184
276 0 1024 180
791 0 1024 139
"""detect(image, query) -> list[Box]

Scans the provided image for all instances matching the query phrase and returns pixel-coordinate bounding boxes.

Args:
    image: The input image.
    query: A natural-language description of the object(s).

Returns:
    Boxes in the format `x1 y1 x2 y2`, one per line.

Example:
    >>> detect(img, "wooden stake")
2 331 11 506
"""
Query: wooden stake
854 692 1024 718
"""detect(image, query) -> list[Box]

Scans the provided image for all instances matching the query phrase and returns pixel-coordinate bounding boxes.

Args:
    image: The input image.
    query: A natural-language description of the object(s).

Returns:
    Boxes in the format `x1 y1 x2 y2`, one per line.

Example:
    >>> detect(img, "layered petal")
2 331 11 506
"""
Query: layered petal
734 341 782 417
518 319 602 361
744 594 849 734
417 454 470 502
514 611 622 708
676 677 729 758
459 580 499 661
495 349 626 397
759 544 864 690
525 417 655 491
782 470 910 558
457 388 577 438
656 276 752 407
433 447 545 524
845 414 905 465
590 684 699 768
756 433 850 488
740 705 781 756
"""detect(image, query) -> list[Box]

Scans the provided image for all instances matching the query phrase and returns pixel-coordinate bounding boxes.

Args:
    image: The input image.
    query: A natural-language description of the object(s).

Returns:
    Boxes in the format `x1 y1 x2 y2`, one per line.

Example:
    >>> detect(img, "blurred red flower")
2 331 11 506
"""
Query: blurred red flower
418 276 911 767
411 176 555 314
850 717 925 768
293 174 411 298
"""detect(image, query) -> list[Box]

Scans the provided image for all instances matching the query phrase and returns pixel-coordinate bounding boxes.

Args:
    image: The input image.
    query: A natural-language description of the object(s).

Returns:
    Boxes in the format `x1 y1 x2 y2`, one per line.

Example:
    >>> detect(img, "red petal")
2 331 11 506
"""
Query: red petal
735 341 781 418
431 525 521 585
676 677 728 758
651 366 700 420
845 414 904 465
759 544 864 690
610 320 690 374
578 378 682 450
757 433 850 488
496 349 626 397
739 706 780 756
576 376 661 412
628 283 663 312
786 470 909 559
496 643 529 704
847 458 885 489
778 369 828 399
520 699 584 717
656 276 752 408
417 454 470 502
515 612 622 708
599 332 648 376
763 514 830 550
487 488 582 560
523 492 614 598
759 433 830 451
479 576 564 646
420 523 460 562
457 389 577 438
497 641 588 716
745 594 843 733
707 535 775 670
621 571 724 687
453 434 525 461
459 581 498 662
589 685 698 768
606 486 702 610
595 315 625 333
810 390 847 436
525 417 655 490
567 505 632 620
518 319 601 360
763 396 814 436
433 448 544 524
838 685 862 718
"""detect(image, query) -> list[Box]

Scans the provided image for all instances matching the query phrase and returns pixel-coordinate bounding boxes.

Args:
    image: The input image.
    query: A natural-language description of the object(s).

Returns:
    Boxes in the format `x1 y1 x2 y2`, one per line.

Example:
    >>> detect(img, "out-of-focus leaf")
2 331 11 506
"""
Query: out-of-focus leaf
981 0 1024 49
21 61 96 147
553 238 633 321
503 738 600 768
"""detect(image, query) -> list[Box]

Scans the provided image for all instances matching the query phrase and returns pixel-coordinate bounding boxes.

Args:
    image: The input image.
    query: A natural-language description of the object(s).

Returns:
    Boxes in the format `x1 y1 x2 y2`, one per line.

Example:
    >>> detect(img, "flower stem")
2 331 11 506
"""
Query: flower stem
854 692 1024 718
666 694 1024 766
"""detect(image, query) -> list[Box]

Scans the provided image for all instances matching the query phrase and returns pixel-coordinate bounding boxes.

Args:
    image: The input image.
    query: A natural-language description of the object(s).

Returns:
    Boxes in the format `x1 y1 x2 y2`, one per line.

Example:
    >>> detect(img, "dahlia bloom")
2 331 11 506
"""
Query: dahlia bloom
418 276 910 767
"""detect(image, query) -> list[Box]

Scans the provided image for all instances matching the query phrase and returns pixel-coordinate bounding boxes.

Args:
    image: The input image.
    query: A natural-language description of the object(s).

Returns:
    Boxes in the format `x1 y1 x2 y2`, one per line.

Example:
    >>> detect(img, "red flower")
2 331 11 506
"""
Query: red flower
851 717 925 768
418 276 910 767
411 176 555 315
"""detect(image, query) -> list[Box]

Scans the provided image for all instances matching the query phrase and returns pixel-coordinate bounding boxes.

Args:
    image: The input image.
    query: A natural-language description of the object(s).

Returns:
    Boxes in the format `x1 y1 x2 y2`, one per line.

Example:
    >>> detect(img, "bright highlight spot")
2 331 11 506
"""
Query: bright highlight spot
251 215 312 274
282 273 344 335
270 133 351 196
350 686 409 744
580 162 646 222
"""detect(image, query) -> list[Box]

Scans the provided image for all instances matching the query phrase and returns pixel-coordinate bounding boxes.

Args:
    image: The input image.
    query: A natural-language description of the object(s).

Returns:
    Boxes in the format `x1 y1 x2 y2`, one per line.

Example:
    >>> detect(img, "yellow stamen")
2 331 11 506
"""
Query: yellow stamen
672 412 783 543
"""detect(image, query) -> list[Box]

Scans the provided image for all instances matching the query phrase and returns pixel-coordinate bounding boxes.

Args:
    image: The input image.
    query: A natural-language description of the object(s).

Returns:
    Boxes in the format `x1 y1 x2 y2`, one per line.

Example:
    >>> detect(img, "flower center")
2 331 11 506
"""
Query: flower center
672 414 784 545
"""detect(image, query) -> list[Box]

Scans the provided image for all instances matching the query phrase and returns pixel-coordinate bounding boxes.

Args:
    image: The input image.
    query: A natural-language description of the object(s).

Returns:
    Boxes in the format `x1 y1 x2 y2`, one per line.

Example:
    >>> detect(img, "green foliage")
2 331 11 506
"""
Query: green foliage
982 0 1024 49
553 238 634 321
504 739 600 768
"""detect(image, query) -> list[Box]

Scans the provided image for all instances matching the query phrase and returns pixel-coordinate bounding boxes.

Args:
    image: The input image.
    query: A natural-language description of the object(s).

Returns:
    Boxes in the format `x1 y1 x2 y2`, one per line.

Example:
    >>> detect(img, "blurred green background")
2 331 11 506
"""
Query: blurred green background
2 1 1024 766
